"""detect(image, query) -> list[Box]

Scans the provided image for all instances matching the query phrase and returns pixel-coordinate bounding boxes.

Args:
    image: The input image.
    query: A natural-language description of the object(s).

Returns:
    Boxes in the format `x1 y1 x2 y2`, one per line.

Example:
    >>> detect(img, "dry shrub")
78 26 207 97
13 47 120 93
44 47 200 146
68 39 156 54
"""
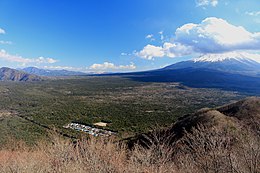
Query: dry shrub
174 125 260 173
0 132 177 173
228 132 260 173
0 147 50 172
128 130 176 173
0 125 258 173
174 125 234 173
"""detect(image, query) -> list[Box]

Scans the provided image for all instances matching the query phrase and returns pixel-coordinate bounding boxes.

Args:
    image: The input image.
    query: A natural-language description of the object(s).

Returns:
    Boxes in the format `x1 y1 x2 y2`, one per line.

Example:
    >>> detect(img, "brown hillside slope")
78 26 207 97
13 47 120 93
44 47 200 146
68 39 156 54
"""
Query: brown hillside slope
128 97 260 172
131 97 260 148
217 97 260 135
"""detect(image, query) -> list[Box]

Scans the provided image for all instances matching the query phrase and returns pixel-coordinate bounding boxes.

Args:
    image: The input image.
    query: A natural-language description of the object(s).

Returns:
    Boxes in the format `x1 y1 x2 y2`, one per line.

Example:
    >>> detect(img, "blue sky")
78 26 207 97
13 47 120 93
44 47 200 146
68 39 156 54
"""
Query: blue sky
0 0 259 72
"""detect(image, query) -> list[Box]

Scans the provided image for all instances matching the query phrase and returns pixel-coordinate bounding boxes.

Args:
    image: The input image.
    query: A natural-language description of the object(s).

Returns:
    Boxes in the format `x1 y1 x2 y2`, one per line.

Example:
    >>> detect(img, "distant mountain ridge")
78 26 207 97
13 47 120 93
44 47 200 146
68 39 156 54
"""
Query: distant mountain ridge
0 67 42 81
104 52 260 95
22 67 87 76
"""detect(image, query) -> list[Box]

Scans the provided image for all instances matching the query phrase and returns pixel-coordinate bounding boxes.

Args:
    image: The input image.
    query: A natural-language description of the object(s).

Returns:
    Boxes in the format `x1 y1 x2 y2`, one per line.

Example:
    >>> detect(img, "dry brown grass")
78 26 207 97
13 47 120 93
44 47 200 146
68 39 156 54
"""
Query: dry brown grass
0 132 177 173
173 125 260 173
0 124 259 173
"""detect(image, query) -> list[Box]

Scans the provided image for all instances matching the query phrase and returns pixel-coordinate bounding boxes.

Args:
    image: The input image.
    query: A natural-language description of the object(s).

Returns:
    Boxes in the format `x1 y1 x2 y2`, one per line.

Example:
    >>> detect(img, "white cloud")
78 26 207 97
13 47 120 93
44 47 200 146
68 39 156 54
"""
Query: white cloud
89 62 136 71
196 0 218 7
0 49 57 64
175 17 260 53
0 28 5 34
137 44 165 60
211 0 218 6
245 11 260 16
136 17 260 60
35 56 57 64
145 34 155 41
0 49 32 63
163 42 193 57
136 43 193 60
146 34 154 39
121 52 132 56
158 31 164 41
43 65 83 71
0 41 12 45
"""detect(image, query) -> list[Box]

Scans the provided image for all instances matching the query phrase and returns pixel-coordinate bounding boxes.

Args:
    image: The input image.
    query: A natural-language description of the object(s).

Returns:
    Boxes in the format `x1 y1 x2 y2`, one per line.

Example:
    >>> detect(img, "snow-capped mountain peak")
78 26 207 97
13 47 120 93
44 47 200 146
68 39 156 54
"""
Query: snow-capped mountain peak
193 52 260 63
163 51 260 76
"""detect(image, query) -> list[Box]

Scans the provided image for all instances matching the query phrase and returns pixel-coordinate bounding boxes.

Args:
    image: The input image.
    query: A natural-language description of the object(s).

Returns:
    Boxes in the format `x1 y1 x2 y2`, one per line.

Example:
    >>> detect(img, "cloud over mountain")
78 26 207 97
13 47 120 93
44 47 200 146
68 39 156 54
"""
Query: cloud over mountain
137 17 260 60
176 17 260 53
137 43 193 60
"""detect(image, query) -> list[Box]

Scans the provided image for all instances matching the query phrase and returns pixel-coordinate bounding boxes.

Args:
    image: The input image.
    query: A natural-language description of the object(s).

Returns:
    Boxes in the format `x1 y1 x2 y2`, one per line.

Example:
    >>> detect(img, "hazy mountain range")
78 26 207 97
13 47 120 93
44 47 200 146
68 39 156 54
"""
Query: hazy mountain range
21 67 87 77
0 67 42 81
0 67 88 81
1 52 260 95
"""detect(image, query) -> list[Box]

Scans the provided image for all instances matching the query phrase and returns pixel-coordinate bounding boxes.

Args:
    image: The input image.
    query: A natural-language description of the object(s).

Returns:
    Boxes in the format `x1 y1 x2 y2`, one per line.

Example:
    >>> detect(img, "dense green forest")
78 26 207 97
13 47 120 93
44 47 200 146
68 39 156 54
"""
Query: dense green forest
0 76 246 145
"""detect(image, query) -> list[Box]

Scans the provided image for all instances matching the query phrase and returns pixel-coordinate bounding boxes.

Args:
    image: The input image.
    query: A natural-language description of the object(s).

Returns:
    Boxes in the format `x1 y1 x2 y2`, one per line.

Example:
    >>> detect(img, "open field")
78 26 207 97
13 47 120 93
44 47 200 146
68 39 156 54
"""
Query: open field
0 76 247 145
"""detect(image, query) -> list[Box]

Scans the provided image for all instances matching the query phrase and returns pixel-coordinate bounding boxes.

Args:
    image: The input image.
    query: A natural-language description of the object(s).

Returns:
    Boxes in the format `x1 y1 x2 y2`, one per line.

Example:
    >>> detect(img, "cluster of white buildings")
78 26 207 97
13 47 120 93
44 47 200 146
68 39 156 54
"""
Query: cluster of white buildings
63 122 116 137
